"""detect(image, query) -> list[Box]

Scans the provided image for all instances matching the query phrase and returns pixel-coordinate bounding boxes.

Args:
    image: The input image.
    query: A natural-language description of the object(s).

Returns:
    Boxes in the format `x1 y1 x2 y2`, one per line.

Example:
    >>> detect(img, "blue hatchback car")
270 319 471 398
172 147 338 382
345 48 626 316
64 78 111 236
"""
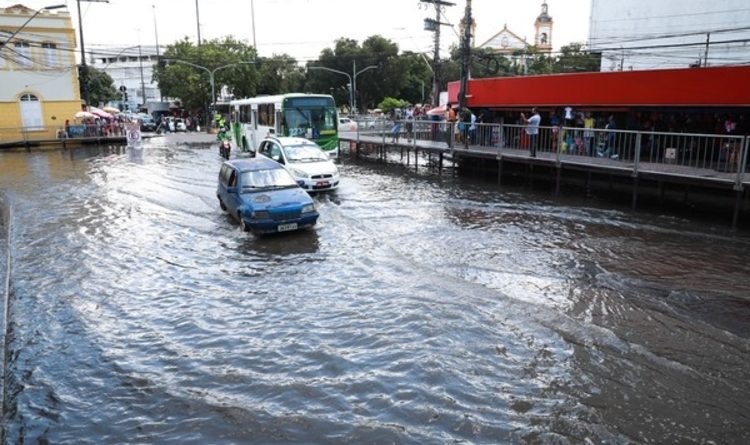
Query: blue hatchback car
217 158 319 234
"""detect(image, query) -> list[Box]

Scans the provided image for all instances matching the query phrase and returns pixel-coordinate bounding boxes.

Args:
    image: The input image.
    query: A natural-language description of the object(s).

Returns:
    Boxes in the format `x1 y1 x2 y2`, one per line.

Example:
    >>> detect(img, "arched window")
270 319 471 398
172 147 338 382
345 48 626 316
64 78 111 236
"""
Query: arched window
19 93 43 130
540 33 548 44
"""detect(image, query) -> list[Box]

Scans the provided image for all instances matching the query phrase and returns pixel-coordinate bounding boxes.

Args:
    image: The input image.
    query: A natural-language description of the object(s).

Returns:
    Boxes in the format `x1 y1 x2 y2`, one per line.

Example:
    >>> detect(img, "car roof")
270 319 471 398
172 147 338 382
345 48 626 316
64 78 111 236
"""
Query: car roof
226 157 283 172
263 136 320 147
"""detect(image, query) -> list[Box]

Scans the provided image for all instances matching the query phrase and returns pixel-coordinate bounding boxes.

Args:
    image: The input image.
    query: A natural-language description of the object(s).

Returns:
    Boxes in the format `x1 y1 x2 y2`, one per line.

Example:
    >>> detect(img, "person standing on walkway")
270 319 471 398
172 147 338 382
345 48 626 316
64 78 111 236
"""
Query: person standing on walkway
583 112 595 156
606 115 618 159
405 106 415 142
521 108 541 157
390 111 401 143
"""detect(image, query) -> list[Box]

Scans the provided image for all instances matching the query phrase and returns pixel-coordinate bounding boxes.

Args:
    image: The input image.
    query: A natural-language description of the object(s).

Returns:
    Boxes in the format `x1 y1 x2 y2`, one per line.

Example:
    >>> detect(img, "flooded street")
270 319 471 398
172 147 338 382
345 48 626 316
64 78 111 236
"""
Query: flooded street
1 134 749 444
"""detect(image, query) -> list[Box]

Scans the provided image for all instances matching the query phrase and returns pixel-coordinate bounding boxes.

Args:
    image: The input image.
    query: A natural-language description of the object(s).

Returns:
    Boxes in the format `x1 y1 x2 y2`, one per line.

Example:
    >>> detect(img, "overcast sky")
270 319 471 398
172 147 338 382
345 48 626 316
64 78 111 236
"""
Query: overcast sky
7 0 591 60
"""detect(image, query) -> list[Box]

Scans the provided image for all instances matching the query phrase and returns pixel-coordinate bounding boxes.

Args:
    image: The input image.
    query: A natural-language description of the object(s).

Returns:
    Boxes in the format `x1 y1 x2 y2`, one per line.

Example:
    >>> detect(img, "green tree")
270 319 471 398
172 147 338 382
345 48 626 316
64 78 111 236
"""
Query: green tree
377 97 409 114
153 36 258 112
510 47 553 75
553 42 601 73
81 65 118 107
256 54 306 95
469 48 517 79
307 35 404 114
395 51 432 105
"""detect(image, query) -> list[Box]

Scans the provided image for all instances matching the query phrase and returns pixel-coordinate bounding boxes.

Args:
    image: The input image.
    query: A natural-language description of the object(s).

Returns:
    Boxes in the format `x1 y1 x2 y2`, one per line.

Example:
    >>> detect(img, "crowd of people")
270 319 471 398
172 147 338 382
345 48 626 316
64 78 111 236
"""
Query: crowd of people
58 114 140 139
377 104 748 165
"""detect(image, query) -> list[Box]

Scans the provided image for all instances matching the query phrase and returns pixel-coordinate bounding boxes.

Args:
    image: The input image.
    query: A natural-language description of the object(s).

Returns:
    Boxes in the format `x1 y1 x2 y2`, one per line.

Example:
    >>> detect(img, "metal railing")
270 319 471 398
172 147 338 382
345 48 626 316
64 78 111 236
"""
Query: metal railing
0 124 131 144
353 118 750 185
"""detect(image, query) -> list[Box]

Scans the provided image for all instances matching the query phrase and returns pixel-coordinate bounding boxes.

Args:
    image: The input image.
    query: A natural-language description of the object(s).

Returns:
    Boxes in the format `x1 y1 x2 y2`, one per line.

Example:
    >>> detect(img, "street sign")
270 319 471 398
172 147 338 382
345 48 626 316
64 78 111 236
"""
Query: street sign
125 122 142 148
119 85 127 92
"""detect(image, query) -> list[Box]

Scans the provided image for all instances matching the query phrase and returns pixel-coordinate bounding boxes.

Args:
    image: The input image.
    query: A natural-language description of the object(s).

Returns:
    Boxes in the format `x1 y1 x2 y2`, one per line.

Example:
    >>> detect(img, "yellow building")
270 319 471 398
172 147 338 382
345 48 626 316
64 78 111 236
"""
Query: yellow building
0 4 80 143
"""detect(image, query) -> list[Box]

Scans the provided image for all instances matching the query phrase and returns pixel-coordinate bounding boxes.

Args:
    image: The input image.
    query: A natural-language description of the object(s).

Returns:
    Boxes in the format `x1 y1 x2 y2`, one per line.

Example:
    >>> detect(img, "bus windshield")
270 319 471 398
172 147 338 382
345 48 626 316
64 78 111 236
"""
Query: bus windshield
283 107 337 138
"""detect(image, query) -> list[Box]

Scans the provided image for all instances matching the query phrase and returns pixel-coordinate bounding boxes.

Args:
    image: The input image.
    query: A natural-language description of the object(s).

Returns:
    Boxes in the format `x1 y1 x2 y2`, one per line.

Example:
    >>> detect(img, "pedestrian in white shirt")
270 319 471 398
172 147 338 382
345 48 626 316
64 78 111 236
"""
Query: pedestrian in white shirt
521 108 541 157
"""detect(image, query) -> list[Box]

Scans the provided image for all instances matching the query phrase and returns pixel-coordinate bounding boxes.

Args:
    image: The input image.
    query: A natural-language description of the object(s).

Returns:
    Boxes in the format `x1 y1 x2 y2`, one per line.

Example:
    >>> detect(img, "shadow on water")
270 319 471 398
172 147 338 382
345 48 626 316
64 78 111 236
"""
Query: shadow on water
239 228 320 257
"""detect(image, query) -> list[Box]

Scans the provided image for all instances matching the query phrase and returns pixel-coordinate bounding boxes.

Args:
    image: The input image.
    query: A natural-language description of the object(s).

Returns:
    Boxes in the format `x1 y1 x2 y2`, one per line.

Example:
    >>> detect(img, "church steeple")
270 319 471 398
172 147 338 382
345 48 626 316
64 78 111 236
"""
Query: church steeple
534 1 553 54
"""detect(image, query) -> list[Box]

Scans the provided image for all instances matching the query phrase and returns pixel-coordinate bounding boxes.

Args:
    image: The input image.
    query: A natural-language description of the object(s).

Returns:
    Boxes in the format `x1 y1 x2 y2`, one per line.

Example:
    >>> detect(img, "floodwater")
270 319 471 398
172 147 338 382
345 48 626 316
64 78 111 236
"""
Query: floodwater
0 135 749 445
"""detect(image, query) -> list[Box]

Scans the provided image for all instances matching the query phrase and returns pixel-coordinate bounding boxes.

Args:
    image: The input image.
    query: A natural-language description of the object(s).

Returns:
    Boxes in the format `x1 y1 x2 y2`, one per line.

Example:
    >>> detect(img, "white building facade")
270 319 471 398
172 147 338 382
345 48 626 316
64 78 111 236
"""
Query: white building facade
589 0 750 71
90 46 161 111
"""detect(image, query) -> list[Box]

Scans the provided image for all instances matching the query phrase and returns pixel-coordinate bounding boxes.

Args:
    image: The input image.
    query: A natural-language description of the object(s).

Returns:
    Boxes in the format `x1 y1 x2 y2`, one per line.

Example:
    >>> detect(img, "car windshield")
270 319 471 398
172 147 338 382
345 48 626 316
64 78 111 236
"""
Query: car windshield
240 168 297 190
284 144 328 162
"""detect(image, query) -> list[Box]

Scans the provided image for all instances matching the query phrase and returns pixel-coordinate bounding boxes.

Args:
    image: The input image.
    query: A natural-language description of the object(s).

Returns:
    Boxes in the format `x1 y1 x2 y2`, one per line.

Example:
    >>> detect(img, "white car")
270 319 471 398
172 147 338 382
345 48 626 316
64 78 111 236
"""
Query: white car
338 117 358 132
256 137 340 192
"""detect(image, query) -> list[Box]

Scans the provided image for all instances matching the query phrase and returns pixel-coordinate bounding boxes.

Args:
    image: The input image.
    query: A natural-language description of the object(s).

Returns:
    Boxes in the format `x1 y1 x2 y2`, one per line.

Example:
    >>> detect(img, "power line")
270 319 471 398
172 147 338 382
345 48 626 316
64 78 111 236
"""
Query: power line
590 7 750 24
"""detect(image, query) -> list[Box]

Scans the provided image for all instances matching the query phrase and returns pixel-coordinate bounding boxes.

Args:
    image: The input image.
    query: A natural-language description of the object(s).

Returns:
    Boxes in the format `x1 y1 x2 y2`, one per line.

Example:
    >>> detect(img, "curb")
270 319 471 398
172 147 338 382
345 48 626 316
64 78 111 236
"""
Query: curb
0 192 11 420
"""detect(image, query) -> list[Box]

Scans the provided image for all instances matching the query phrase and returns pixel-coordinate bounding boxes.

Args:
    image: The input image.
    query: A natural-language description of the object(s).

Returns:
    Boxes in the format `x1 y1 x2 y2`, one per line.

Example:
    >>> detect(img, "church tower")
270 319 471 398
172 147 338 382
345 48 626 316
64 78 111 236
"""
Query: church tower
534 1 553 54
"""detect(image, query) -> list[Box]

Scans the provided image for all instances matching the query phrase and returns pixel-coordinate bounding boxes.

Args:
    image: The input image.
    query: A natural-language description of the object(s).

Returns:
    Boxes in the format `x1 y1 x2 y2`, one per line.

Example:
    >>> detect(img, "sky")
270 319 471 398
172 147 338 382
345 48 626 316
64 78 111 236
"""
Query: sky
5 0 592 61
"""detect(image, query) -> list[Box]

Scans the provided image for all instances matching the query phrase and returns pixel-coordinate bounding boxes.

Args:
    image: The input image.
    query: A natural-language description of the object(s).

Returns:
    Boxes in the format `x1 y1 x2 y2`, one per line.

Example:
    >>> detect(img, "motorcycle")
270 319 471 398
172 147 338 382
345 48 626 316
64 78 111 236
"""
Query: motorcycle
219 139 231 160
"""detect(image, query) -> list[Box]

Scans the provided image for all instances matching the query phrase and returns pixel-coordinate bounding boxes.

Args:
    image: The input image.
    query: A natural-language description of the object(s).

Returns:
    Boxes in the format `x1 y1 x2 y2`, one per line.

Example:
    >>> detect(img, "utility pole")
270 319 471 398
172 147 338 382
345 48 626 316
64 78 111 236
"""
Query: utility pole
152 4 162 101
457 0 472 110
704 32 710 67
421 0 454 107
138 44 146 109
195 0 202 45
250 0 257 54
76 0 108 109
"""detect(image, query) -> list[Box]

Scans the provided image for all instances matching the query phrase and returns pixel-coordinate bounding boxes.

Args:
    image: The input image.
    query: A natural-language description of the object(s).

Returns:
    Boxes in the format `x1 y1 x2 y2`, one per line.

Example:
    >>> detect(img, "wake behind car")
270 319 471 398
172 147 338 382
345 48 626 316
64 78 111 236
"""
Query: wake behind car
257 136 340 192
217 158 318 234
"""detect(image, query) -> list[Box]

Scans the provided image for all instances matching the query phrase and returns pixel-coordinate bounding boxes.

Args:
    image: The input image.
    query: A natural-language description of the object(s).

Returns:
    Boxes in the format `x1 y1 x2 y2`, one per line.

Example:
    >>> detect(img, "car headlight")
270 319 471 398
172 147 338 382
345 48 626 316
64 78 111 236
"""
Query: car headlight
289 167 309 178
302 203 315 213
251 210 270 219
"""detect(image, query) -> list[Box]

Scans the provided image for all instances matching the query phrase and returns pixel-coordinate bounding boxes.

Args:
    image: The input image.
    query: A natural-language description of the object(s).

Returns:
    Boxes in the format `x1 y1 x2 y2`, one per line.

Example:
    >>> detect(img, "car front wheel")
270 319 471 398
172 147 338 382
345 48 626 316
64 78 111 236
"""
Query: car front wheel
238 213 250 232
218 197 227 211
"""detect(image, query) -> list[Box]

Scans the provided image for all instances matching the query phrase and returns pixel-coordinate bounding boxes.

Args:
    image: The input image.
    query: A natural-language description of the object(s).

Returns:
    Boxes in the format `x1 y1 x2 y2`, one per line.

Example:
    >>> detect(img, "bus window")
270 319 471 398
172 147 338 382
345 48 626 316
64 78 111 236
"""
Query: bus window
259 104 275 126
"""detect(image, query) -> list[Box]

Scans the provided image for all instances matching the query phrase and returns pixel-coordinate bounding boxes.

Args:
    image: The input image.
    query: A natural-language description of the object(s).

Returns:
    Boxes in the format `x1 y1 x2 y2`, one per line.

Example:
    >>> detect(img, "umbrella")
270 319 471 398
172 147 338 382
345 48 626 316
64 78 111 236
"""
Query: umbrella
75 111 95 119
102 106 120 114
426 105 447 116
89 106 113 119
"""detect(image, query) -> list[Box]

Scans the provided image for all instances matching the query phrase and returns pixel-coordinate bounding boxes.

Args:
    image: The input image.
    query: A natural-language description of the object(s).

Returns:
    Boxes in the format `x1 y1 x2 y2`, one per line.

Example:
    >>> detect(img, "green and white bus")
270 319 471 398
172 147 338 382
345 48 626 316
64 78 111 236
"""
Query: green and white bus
230 93 339 154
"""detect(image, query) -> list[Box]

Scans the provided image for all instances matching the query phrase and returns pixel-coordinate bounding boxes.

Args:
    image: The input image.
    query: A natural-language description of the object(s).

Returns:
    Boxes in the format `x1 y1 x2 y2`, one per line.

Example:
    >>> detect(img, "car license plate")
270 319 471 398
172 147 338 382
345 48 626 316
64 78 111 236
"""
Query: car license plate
277 223 298 232
315 181 330 188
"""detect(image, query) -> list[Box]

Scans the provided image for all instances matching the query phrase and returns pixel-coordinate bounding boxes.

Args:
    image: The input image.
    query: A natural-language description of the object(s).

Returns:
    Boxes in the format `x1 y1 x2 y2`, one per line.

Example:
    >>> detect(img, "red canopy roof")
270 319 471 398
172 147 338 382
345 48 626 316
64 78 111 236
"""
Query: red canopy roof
448 65 750 109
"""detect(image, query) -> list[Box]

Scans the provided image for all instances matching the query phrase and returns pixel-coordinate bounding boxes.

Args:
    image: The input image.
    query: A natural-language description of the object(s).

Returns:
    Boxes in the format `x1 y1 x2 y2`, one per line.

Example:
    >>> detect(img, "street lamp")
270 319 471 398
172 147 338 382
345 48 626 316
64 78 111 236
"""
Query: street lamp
309 61 377 114
352 62 377 114
163 59 255 123
0 4 66 49
308 66 352 112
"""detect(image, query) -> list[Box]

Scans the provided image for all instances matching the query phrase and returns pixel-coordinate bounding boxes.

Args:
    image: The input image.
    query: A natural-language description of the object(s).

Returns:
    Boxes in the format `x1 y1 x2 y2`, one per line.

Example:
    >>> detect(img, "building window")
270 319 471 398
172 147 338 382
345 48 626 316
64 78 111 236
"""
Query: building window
14 41 31 68
540 33 548 45
42 42 57 68
19 93 43 130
